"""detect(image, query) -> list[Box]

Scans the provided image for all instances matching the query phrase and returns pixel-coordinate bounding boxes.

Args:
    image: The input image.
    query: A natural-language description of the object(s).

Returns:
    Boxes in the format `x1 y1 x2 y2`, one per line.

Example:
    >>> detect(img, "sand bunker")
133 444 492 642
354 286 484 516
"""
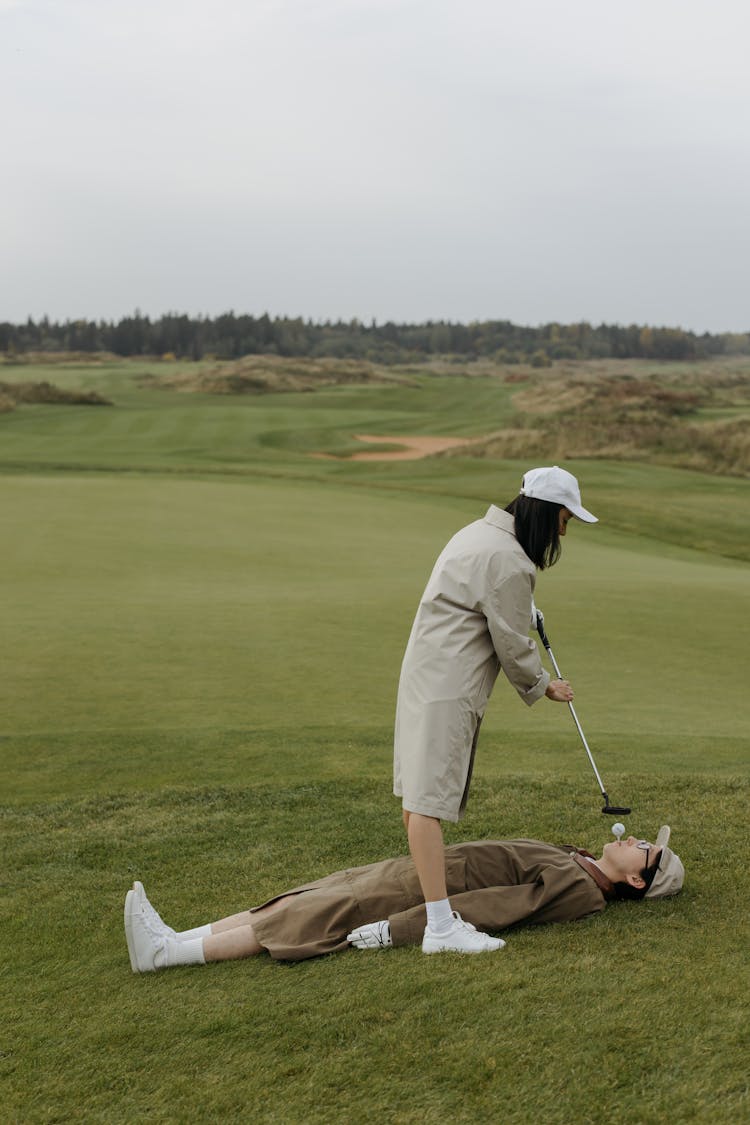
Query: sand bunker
318 434 473 461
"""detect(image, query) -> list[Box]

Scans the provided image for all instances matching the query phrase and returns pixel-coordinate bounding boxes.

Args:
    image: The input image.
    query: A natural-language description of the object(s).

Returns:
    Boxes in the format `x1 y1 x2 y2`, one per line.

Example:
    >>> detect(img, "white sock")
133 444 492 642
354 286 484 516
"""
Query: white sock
176 923 213 942
166 937 206 967
425 899 454 934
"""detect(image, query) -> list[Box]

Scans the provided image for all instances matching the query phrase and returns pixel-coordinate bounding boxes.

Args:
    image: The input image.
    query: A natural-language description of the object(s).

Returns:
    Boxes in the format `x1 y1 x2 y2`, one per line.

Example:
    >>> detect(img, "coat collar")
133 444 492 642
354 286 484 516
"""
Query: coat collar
484 505 516 534
571 853 616 900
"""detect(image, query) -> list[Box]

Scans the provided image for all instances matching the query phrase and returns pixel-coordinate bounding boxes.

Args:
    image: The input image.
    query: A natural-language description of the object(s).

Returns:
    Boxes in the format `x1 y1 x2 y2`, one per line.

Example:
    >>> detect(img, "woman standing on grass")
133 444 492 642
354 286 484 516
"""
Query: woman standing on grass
393 465 599 954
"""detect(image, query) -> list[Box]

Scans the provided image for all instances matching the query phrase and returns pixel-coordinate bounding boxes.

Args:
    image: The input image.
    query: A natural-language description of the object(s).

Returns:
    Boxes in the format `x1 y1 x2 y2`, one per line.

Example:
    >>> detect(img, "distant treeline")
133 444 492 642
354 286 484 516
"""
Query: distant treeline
2 313 750 364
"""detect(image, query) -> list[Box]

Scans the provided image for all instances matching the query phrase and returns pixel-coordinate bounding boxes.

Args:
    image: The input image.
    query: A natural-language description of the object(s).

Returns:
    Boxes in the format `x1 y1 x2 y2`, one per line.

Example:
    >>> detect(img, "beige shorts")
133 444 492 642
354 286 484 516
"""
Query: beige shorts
393 699 483 823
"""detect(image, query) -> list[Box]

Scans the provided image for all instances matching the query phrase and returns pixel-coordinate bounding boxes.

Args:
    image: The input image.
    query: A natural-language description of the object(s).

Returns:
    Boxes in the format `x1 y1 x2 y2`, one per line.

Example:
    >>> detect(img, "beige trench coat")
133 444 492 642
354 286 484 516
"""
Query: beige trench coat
393 506 551 821
249 840 608 961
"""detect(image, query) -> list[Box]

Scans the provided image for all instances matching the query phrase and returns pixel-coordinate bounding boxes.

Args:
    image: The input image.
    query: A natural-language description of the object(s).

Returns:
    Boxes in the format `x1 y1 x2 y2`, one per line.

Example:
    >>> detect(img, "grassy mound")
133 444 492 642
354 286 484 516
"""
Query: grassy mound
0 379 112 409
443 359 750 476
139 355 418 394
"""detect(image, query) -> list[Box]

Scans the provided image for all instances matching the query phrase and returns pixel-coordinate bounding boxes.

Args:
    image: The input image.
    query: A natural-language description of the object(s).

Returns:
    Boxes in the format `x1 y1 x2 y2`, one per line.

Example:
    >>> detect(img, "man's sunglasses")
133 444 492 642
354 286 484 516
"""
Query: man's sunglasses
636 840 652 869
636 840 663 885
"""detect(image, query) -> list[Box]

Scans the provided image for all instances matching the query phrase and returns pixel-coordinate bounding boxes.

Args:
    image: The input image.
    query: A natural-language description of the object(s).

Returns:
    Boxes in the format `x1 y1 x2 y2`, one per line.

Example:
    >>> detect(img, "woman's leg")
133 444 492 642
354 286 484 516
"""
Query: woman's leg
401 808 501 952
405 811 448 903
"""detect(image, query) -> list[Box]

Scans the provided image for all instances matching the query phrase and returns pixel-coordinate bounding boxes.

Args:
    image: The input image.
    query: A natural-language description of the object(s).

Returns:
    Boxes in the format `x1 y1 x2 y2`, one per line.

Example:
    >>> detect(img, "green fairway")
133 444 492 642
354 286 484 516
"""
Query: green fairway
1 471 747 785
2 359 749 1123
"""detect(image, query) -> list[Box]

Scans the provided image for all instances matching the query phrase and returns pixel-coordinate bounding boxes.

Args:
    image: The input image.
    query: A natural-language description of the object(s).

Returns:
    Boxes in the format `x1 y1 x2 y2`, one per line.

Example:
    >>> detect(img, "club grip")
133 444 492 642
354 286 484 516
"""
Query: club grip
535 611 551 651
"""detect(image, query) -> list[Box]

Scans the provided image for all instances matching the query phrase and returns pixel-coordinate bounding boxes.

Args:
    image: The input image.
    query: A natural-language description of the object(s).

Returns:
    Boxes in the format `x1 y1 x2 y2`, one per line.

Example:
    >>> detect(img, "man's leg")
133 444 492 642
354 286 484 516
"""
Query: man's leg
204 897 293 960
126 891 294 971
203 924 261 961
126 914 261 971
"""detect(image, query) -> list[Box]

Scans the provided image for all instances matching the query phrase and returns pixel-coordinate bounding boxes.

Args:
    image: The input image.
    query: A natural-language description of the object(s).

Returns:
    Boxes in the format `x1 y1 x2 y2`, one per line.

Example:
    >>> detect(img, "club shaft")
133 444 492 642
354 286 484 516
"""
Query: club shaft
545 643 608 799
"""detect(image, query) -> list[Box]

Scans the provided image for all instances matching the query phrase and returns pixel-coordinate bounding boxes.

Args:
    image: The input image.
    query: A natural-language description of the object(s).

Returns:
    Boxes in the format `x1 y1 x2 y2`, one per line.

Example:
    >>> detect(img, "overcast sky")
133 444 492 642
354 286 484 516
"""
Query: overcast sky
2 0 749 332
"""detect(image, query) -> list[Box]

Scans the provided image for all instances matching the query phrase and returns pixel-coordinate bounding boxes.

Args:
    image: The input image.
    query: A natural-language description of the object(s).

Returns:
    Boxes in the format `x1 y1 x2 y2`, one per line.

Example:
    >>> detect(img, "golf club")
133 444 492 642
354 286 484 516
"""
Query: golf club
535 611 631 816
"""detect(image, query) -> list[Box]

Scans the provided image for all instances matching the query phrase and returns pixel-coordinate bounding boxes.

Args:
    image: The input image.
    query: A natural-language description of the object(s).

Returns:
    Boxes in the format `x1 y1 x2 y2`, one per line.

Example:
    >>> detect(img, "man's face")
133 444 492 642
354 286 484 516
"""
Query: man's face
558 507 573 536
603 836 660 881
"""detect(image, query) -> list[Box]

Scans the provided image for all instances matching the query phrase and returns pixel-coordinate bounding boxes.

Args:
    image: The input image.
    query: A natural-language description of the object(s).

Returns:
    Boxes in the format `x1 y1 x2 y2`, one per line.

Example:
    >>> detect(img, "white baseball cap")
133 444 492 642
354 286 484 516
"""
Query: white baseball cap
520 465 598 523
645 825 685 899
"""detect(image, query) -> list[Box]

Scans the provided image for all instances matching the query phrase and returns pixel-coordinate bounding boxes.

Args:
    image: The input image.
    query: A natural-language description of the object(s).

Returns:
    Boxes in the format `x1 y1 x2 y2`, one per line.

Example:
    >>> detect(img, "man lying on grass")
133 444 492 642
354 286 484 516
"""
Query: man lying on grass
124 827 684 972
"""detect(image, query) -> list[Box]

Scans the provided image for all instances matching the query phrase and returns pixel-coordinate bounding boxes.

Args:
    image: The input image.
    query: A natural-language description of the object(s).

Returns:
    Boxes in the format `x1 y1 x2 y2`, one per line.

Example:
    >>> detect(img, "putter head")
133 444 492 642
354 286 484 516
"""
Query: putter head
602 804 631 816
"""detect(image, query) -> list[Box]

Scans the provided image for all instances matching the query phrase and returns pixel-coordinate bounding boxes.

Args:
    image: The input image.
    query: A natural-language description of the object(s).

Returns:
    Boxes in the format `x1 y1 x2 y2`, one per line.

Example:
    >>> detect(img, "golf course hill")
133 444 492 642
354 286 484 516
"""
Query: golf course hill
137 355 418 394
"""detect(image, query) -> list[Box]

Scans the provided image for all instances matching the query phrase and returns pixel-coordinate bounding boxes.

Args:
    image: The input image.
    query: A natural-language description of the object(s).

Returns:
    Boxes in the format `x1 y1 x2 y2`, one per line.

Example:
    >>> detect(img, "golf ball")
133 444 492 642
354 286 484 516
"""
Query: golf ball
612 822 626 839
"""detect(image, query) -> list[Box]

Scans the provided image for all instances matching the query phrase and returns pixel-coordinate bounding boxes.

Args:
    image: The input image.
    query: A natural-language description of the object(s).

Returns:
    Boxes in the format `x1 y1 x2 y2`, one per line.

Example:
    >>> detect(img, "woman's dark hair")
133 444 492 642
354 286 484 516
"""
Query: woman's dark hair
505 495 563 570
611 850 662 901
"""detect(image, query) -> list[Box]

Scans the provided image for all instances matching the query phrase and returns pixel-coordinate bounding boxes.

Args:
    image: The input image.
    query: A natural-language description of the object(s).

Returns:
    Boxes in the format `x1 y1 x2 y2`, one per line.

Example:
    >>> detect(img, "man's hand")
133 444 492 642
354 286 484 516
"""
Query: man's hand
347 920 392 949
545 678 573 702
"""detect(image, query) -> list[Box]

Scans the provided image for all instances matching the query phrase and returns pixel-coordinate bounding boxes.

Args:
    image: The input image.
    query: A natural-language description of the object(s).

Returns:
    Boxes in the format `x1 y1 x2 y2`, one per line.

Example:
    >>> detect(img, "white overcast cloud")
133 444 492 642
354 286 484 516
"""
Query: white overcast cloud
2 0 749 331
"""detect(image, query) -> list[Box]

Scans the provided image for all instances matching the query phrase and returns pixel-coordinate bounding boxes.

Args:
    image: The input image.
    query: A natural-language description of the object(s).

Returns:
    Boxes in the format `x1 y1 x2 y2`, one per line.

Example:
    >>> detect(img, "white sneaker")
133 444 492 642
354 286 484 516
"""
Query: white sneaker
124 888 139 971
421 911 506 954
131 881 178 941
347 920 392 949
124 888 169 972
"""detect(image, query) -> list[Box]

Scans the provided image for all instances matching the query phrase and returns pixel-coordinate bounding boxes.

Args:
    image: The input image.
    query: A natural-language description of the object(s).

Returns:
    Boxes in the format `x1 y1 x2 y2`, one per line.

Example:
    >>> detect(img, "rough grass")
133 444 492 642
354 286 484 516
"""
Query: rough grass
138 355 419 394
0 379 112 409
445 359 750 476
4 775 748 1123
